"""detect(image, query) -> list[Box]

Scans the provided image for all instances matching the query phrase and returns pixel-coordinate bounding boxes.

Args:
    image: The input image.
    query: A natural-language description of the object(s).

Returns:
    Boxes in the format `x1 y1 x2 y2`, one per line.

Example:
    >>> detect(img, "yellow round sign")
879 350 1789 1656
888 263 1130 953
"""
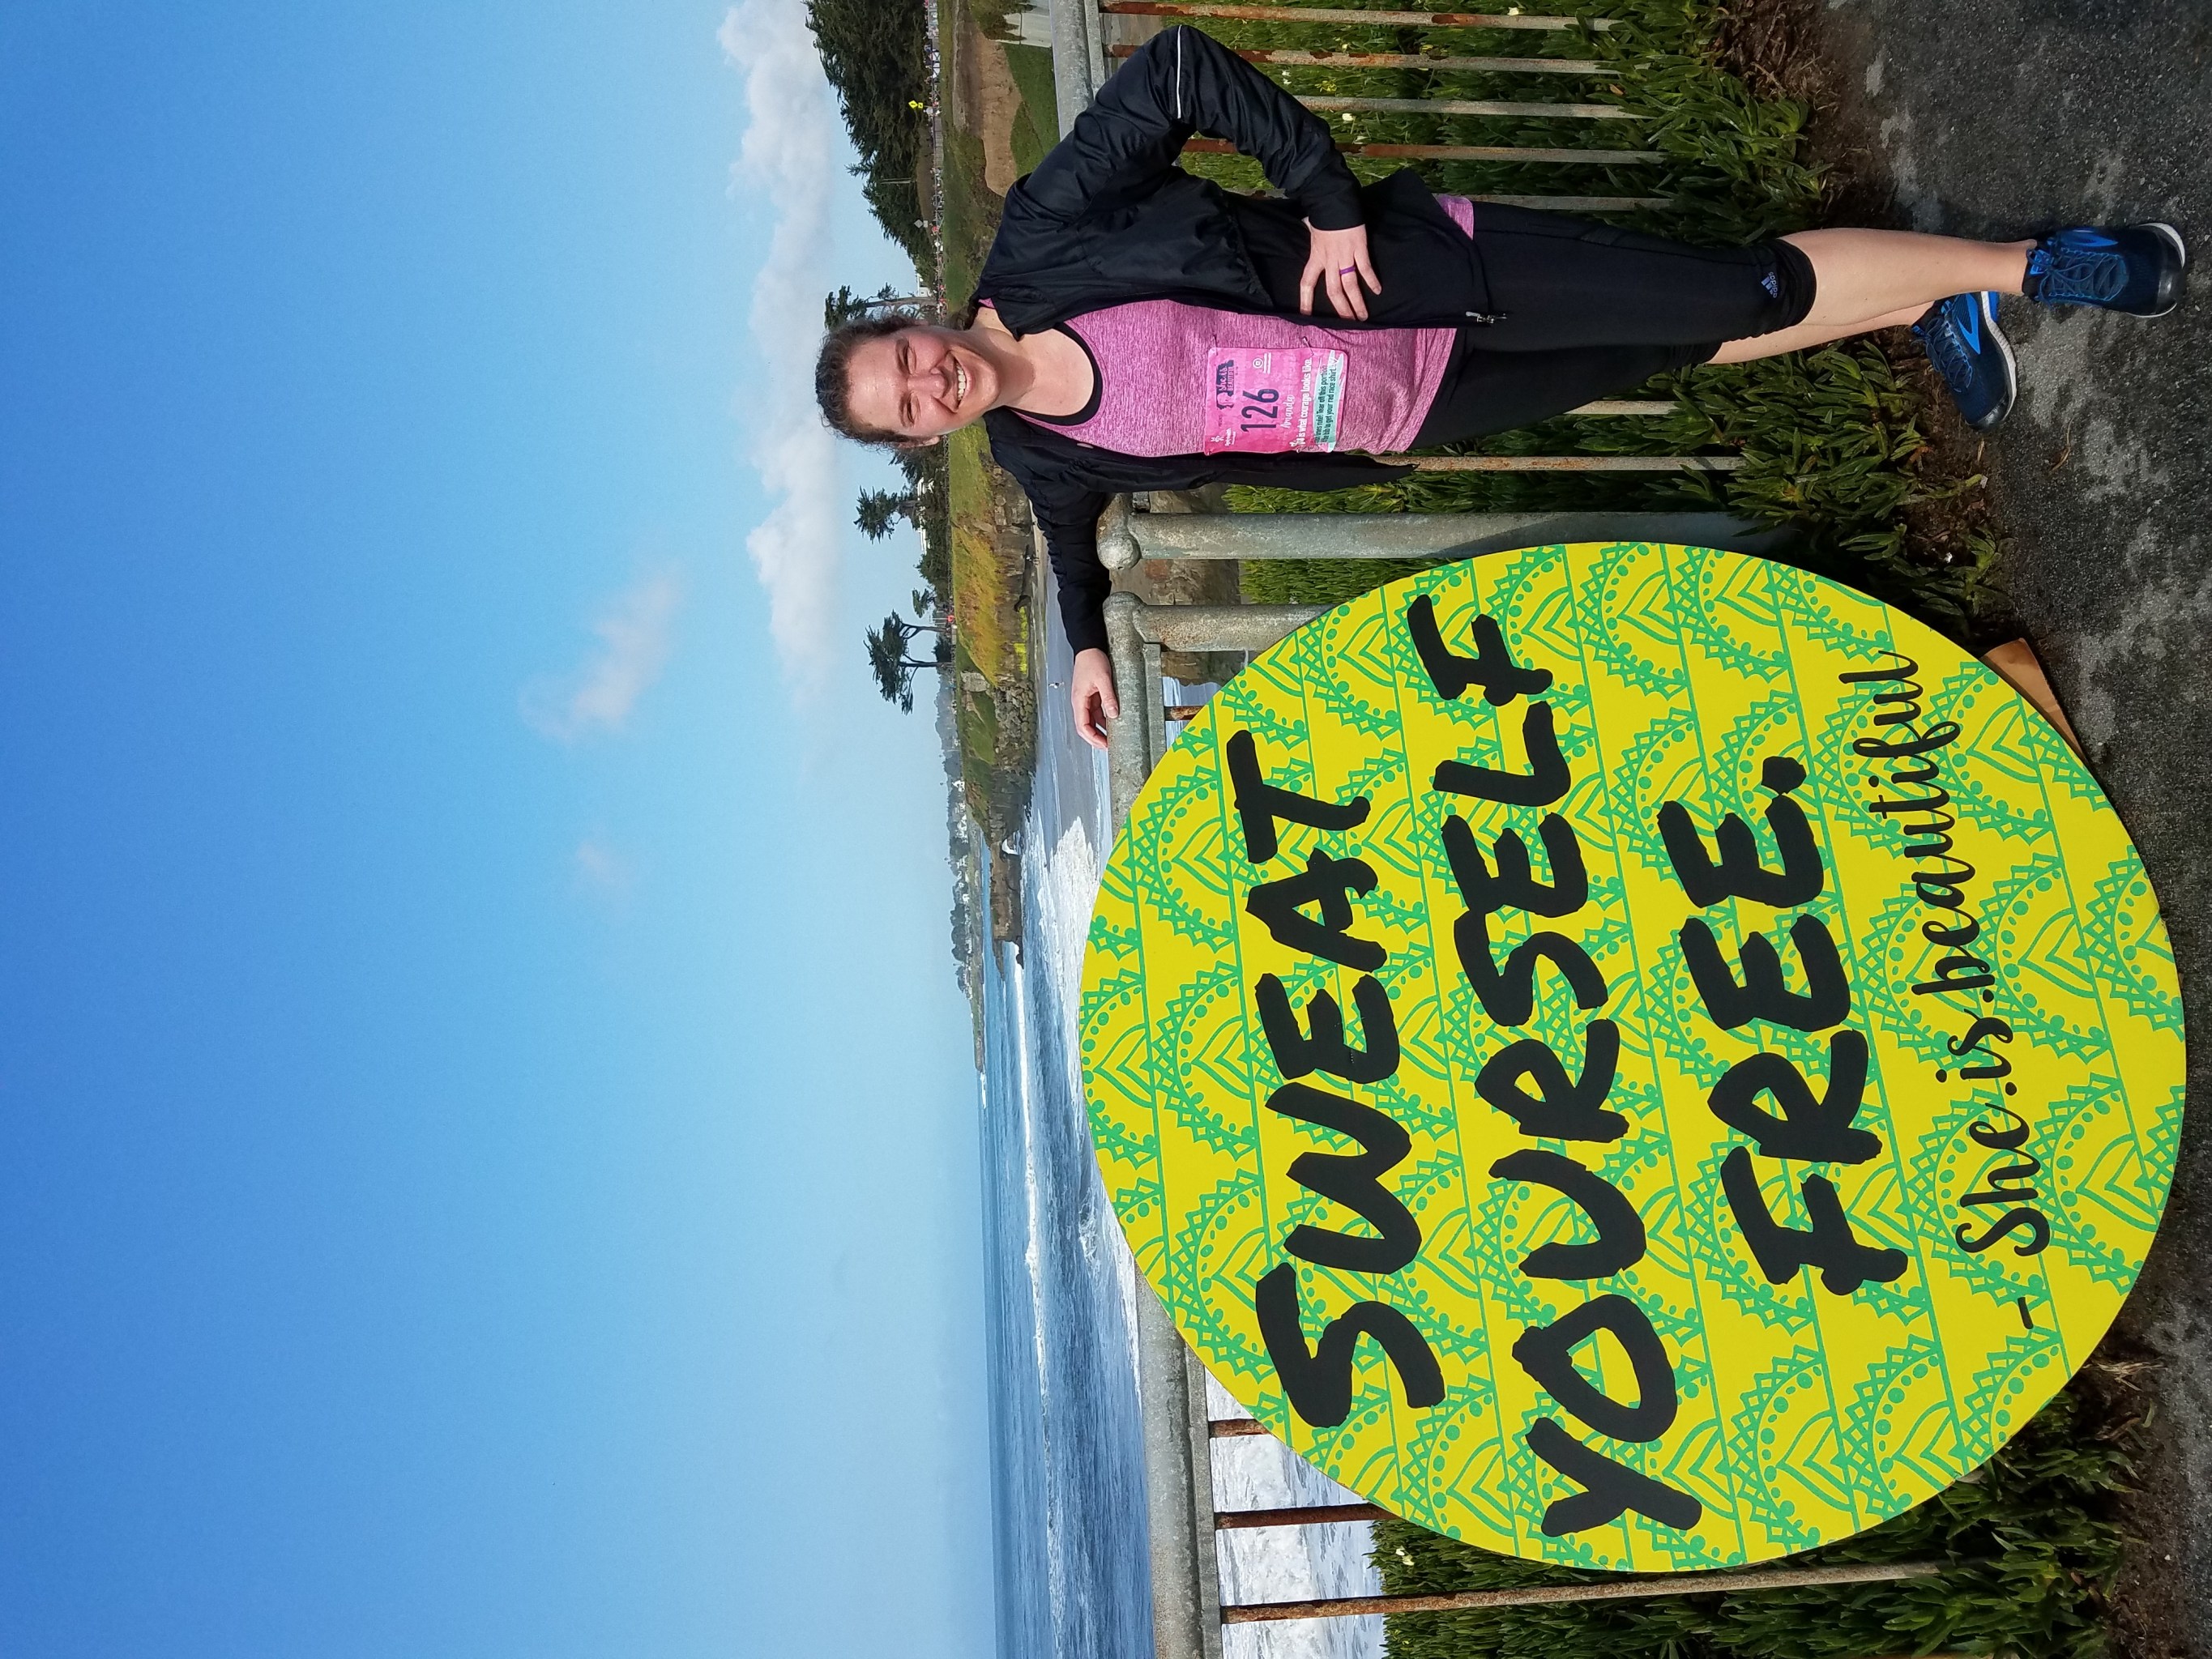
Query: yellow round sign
1079 544 2183 1570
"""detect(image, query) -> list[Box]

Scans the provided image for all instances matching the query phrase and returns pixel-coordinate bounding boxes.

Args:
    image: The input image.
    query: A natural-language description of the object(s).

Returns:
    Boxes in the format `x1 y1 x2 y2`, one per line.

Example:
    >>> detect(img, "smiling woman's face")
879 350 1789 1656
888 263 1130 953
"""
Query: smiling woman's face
843 326 999 441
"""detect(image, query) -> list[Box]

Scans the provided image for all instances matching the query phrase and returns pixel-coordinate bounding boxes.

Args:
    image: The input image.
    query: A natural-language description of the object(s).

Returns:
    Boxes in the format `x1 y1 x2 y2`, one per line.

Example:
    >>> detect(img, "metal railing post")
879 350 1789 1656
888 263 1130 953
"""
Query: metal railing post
1133 599 1326 651
1111 510 1787 564
1134 1286 1226 1659
1100 3 1616 30
1051 0 1109 136
1108 44 1614 72
1222 1560 1945 1626
1104 594 1158 826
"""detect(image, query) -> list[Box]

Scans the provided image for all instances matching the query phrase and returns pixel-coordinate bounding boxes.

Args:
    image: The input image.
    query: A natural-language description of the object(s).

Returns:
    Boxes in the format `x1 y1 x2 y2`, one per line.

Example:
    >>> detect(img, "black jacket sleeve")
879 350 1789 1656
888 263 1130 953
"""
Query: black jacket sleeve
983 408 1411 660
1017 26 1363 233
1031 484 1116 659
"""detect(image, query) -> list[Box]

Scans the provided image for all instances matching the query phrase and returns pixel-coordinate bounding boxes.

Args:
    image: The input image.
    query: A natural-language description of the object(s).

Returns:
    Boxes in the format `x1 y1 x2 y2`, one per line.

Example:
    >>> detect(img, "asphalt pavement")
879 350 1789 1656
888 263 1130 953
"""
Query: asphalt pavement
1810 4 2210 1650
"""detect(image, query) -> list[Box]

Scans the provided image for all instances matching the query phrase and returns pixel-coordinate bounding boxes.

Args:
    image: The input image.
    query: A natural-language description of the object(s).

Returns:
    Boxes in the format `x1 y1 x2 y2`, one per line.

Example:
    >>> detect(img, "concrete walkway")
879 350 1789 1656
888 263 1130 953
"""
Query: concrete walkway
1814 4 2209 1651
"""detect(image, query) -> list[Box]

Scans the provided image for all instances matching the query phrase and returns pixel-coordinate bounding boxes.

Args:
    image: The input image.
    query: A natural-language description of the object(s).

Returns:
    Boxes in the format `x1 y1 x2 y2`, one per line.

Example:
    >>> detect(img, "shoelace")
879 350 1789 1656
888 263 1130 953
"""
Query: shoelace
2030 244 2126 304
1917 319 1979 394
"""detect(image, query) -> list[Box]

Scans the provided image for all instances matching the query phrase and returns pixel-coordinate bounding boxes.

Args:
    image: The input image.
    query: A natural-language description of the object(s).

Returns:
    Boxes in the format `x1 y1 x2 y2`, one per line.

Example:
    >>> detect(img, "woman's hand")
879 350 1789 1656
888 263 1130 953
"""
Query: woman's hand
1071 647 1119 751
1300 221 1382 321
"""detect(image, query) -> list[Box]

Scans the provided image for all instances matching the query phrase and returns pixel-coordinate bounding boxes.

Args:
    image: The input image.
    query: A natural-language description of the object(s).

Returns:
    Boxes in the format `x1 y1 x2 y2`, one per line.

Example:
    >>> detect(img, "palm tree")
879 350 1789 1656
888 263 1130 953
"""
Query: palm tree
861 611 945 713
855 488 920 540
823 284 933 330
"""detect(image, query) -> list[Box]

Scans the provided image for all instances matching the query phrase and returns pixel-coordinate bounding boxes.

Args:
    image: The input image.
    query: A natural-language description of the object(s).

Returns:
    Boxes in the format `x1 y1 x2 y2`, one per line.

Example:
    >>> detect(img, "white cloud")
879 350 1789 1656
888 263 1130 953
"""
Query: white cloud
573 837 634 897
521 569 685 743
720 0 848 697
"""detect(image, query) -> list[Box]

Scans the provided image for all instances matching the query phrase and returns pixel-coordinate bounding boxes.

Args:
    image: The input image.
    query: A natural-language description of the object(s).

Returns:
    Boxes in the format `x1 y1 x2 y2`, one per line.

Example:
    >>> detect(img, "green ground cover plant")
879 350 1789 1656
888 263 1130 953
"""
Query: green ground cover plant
1004 42 1060 175
1373 1379 2138 1659
1179 1 1997 638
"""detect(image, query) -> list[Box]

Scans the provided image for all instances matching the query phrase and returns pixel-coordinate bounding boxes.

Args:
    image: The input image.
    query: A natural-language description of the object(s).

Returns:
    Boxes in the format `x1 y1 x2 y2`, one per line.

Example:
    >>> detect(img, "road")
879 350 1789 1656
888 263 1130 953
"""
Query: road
1810 3 2211 1651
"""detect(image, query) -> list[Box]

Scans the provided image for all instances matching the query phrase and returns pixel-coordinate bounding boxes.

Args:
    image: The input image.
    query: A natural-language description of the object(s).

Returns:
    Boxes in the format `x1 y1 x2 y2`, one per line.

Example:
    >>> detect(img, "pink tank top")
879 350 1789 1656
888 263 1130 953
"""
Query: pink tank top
1016 197 1475 458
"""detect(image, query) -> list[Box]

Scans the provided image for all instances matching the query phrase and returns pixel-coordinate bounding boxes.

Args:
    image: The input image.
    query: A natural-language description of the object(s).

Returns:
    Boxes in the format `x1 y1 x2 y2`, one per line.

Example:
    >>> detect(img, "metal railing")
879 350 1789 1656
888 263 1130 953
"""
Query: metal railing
1115 45 1614 72
1100 3 1616 30
1070 0 1742 574
1094 497 1781 569
1145 0 1668 192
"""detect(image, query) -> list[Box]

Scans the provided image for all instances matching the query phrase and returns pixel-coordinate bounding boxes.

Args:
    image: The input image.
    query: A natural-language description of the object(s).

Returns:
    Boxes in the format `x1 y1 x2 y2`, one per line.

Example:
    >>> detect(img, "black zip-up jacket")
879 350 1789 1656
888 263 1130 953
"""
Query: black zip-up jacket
973 26 1496 656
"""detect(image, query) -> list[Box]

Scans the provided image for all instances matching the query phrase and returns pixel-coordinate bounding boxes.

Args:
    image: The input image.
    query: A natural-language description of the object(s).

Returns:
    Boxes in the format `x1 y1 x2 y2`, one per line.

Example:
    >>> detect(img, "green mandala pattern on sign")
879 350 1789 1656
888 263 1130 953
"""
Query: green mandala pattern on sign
1079 544 2184 1569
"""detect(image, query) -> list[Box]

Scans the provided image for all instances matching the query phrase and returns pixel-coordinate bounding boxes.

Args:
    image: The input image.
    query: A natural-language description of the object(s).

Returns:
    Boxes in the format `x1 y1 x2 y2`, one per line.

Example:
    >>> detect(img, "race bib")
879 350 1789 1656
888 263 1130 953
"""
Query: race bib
1203 346 1345 454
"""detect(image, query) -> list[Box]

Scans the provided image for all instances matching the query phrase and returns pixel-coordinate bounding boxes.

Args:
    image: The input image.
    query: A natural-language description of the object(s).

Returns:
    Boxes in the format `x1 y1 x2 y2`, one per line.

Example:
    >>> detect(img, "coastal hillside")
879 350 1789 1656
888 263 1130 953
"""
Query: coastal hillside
808 0 1054 966
933 0 1061 933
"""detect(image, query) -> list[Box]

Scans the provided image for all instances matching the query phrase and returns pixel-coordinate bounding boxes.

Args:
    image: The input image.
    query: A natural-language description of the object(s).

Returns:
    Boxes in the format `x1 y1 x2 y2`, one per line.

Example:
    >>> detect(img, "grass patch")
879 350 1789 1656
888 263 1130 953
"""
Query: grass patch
933 0 1041 841
955 635 1002 782
946 426 1021 685
935 0 1000 304
939 117 996 305
1374 1380 2138 1659
965 0 1017 40
946 423 1035 840
1005 43 1059 177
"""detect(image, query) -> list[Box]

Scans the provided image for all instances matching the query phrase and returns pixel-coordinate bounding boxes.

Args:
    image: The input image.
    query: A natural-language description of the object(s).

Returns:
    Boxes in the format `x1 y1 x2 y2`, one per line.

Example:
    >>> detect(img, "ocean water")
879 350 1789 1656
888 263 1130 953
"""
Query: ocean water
977 608 1386 1659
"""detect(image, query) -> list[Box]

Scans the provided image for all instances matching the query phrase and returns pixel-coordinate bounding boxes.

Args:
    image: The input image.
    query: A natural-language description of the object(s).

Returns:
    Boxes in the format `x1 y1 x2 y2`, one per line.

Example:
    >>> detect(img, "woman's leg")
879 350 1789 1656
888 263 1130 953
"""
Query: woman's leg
1454 206 2035 352
1779 229 2033 329
1709 303 1927 365
1460 204 1811 351
1407 335 1711 448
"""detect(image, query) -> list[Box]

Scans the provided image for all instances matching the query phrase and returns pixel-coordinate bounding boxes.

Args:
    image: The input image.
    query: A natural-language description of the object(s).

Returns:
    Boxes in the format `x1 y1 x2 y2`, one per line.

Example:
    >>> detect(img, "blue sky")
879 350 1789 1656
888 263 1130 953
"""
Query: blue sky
0 6 990 1656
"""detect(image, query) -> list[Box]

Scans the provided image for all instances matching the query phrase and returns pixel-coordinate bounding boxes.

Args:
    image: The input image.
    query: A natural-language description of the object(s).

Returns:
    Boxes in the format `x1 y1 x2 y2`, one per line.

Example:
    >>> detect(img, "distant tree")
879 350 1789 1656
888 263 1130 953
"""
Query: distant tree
856 488 921 539
897 444 953 601
862 611 946 713
824 284 933 331
893 445 939 493
912 587 938 620
915 524 951 598
825 285 878 330
805 0 933 264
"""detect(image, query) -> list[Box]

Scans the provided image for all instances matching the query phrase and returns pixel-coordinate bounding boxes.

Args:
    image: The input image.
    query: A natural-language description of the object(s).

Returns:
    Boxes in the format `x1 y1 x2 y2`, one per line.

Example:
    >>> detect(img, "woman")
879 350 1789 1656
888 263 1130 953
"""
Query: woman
817 27 2184 749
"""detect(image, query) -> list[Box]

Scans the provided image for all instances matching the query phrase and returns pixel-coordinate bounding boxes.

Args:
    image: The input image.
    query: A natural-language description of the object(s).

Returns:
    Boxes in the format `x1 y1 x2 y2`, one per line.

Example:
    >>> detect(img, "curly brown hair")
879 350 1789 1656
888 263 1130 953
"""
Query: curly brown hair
813 312 923 446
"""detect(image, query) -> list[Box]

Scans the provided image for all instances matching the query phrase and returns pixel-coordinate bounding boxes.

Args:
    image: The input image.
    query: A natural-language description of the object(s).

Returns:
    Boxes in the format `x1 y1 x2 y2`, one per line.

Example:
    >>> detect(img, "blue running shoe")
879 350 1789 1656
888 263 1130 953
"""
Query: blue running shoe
1913 291 2016 431
2026 223 2187 317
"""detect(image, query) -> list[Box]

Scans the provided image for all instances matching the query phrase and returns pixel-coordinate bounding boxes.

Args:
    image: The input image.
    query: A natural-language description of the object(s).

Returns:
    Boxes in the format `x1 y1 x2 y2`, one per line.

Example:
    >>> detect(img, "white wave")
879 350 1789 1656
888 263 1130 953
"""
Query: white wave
1207 1375 1385 1659
1026 804 1381 1659
1027 812 1099 1063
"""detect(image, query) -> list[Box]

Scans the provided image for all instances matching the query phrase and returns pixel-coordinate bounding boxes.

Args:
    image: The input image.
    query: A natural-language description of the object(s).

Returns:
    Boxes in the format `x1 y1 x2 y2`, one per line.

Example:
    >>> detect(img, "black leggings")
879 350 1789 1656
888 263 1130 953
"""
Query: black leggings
1410 203 1817 446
